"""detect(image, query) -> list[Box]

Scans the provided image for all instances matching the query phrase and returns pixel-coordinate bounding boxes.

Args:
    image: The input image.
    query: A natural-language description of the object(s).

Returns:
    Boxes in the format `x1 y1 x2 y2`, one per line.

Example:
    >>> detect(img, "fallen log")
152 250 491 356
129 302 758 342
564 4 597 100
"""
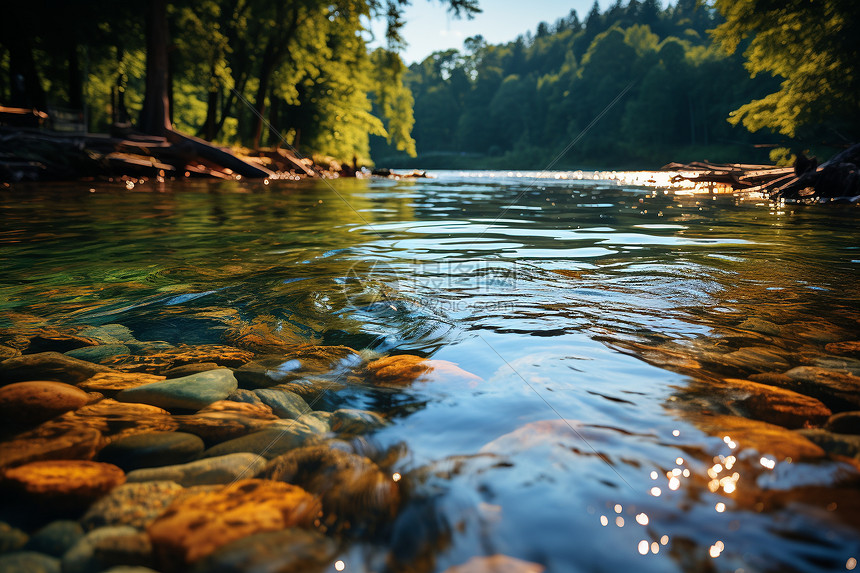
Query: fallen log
663 144 860 202
164 130 274 179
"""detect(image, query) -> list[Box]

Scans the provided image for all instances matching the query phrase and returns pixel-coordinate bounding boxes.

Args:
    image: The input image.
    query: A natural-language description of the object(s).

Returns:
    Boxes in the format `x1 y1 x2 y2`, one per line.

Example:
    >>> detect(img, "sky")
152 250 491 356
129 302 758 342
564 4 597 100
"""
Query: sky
370 0 611 65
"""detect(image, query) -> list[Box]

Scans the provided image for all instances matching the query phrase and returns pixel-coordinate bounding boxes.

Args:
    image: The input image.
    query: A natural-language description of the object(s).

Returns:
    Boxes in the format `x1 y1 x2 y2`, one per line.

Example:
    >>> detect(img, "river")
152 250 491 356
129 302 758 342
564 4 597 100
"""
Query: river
1 171 859 573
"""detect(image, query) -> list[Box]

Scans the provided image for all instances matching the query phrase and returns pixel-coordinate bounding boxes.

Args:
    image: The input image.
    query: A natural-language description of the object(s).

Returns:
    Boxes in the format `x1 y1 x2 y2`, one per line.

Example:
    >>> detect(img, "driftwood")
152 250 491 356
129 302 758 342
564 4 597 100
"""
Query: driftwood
0 126 284 182
664 144 860 202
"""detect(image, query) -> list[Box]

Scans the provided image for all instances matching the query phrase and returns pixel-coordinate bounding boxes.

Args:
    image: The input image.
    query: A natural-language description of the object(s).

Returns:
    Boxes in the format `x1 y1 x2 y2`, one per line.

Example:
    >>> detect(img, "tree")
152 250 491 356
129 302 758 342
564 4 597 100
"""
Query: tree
712 0 860 141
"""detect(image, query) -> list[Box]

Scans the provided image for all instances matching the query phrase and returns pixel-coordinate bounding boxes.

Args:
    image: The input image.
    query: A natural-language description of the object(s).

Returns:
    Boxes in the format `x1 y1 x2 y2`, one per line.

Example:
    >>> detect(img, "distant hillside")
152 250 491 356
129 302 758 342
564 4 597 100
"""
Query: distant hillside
372 0 781 169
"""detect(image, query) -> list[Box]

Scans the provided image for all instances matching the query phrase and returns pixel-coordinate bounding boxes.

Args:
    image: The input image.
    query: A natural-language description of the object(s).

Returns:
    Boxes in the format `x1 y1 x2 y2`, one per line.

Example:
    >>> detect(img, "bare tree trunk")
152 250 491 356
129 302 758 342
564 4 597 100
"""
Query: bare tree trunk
139 0 172 135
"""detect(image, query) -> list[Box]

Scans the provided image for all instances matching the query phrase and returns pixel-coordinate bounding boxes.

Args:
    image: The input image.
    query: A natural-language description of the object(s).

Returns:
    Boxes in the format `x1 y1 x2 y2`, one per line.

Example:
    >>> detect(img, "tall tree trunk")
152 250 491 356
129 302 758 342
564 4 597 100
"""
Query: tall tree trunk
2 14 47 110
202 81 219 140
139 0 172 135
68 44 83 110
251 41 277 149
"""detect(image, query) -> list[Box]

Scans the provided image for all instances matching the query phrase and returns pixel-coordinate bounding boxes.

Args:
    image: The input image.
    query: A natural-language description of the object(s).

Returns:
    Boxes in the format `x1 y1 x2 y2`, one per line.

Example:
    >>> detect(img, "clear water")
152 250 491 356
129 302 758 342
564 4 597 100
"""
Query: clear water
2 172 860 572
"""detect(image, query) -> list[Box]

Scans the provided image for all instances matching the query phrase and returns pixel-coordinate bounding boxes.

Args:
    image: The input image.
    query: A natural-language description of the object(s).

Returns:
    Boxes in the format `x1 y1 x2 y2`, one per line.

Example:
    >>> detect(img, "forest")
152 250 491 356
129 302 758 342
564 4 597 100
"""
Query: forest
377 0 860 168
1 0 858 170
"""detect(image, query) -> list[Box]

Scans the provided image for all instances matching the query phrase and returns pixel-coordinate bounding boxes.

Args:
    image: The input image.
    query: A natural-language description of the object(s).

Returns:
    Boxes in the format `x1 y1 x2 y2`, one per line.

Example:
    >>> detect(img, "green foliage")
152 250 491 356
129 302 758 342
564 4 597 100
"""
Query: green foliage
390 0 782 168
712 0 860 140
0 0 477 164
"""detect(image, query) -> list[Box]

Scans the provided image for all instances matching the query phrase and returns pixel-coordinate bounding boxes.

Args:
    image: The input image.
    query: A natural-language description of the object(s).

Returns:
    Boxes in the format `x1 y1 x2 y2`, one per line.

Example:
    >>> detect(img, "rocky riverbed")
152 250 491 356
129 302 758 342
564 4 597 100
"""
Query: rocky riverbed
1 314 859 573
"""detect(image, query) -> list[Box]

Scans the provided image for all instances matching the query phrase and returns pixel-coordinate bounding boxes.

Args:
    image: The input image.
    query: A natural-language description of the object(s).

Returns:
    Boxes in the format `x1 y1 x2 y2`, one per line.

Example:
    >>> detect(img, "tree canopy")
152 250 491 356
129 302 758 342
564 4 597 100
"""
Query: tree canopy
711 0 860 142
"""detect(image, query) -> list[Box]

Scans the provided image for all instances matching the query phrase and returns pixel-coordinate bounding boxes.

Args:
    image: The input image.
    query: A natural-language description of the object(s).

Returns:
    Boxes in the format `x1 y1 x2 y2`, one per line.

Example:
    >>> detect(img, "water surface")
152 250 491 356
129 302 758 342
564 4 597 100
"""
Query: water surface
2 172 859 572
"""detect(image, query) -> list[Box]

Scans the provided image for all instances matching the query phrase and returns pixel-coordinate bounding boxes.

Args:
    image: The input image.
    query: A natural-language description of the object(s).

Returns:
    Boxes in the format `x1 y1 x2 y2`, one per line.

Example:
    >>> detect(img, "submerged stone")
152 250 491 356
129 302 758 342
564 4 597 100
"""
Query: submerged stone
797 429 860 459
0 522 28 553
147 479 321 567
0 551 60 573
0 381 90 426
78 325 136 344
81 481 184 530
717 346 790 373
0 352 112 385
1 460 125 507
263 445 400 529
163 362 220 378
253 387 310 419
116 369 237 410
825 411 860 435
124 453 266 487
61 399 177 440
24 521 84 557
233 345 361 389
693 414 825 460
0 345 21 361
191 528 336 573
364 354 482 387
737 318 782 337
61 525 152 573
26 333 100 354
783 366 860 411
718 378 831 429
65 345 131 364
330 408 387 435
98 432 205 471
443 555 545 573
0 424 105 469
824 341 860 358
77 372 166 393
200 424 321 460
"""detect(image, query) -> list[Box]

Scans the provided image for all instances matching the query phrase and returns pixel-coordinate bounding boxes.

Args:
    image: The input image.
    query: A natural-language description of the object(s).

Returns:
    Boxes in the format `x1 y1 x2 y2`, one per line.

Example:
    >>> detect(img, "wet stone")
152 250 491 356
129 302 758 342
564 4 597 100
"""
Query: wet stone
62 525 153 573
0 522 28 553
122 341 175 355
0 381 90 427
78 325 136 344
716 346 790 374
196 400 276 418
797 429 860 459
26 333 100 354
0 352 112 385
222 318 312 354
174 411 273 443
64 345 131 364
263 445 400 529
0 424 104 469
443 555 546 573
253 387 311 419
825 341 860 358
718 378 831 429
225 388 264 405
61 399 177 440
81 481 184 531
1 460 125 507
163 362 220 378
24 521 84 557
330 408 387 435
693 414 825 460
233 345 361 389
200 424 321 460
364 354 482 387
147 479 322 568
191 528 336 573
297 411 332 434
77 372 166 393
116 368 237 411
98 432 205 471
125 453 266 487
0 551 60 573
0 345 21 361
737 318 782 337
783 366 860 411
275 378 347 404
825 411 860 435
